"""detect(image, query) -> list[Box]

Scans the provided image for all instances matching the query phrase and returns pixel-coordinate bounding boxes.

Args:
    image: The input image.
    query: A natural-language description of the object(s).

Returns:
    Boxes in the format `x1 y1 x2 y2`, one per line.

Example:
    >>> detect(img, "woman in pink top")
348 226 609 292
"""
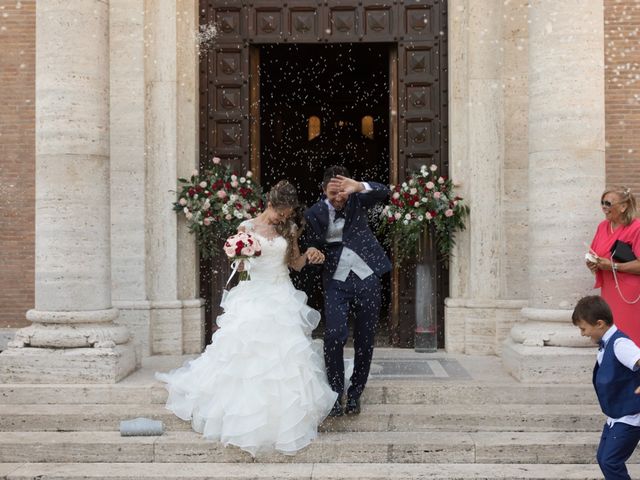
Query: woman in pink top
587 187 640 343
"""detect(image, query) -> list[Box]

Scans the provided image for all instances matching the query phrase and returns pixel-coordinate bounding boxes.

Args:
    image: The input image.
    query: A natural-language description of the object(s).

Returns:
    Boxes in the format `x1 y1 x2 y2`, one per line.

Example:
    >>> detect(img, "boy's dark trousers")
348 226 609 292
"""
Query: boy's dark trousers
597 421 640 479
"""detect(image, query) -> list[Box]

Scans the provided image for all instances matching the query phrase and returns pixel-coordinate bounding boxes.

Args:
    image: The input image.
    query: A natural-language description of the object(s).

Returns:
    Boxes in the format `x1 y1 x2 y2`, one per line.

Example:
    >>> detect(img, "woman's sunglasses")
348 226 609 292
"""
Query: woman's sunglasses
601 200 620 208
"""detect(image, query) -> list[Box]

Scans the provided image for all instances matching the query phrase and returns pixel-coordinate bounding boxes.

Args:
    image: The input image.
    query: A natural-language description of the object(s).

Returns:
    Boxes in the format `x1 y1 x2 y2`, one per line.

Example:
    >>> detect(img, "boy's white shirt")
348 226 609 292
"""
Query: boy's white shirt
597 325 640 427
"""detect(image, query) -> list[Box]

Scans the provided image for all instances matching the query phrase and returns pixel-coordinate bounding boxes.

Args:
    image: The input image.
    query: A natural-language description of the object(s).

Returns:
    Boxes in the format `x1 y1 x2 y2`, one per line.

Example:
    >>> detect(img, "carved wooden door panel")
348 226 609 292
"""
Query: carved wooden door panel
200 2 251 341
393 0 447 347
199 0 448 347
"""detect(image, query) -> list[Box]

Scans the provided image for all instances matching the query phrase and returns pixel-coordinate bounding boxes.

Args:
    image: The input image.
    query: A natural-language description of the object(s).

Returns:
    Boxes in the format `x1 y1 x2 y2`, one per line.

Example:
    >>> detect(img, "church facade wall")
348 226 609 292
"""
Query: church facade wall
0 0 638 361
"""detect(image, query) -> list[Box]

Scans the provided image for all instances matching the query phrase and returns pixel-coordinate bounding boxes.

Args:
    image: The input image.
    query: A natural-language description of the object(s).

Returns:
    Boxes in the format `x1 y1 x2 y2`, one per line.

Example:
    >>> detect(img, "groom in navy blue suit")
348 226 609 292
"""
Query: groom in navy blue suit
304 166 391 416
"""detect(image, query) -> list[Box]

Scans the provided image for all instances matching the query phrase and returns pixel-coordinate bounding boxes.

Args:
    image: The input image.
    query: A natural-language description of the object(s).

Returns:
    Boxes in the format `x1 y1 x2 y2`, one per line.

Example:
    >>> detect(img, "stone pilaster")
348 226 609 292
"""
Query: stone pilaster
108 0 203 357
0 0 137 383
143 0 204 354
502 0 605 382
445 0 524 355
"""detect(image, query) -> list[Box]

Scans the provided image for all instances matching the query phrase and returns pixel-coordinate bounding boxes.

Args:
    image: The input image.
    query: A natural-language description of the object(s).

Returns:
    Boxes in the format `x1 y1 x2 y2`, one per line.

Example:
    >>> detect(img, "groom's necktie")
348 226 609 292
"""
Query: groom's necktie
598 339 606 351
334 209 346 222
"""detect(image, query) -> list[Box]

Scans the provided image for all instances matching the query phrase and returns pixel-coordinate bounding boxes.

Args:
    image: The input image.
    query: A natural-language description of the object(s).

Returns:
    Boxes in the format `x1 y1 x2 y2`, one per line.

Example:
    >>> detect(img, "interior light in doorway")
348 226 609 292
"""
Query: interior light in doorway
308 115 321 141
361 115 374 139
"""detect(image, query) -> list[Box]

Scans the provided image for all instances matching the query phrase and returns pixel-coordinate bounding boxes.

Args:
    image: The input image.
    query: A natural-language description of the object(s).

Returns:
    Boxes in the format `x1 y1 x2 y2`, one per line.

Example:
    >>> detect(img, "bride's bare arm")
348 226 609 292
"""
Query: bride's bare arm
288 233 308 272
288 230 324 271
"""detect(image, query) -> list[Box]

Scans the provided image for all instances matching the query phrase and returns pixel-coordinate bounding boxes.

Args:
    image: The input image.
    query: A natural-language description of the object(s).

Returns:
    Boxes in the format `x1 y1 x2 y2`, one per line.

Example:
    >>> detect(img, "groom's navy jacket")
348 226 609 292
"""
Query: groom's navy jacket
303 181 391 283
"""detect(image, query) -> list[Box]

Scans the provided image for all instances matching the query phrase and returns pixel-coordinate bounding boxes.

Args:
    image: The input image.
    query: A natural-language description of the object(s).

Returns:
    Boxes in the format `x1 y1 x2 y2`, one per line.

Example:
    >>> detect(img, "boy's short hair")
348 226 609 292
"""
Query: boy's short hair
571 295 613 326
322 165 350 190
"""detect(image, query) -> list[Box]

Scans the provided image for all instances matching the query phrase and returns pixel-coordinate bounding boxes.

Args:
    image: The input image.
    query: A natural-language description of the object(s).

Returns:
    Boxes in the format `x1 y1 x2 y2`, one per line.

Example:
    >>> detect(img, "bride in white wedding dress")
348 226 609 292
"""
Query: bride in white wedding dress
156 181 338 457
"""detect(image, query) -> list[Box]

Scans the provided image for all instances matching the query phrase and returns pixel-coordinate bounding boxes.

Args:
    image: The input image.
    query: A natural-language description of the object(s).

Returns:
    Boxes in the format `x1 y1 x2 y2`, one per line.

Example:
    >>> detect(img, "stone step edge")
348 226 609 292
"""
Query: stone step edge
0 402 606 434
1 462 638 479
2 430 632 465
0 383 596 405
0 430 612 442
0 402 604 413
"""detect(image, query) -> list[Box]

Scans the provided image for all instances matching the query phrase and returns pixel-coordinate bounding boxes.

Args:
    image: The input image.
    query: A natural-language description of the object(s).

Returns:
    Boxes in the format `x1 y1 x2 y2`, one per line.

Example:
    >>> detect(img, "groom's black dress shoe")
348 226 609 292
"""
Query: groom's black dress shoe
344 396 361 415
328 399 344 417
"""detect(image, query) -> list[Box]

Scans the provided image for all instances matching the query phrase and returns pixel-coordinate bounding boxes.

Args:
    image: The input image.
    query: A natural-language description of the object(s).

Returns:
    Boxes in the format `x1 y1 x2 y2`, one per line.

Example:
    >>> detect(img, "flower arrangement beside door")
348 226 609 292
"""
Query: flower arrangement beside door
378 164 469 262
174 157 264 259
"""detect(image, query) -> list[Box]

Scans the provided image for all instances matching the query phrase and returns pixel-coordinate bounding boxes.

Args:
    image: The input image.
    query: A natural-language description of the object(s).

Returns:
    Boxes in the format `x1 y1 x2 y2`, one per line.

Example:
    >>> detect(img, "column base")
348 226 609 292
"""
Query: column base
445 298 527 355
0 343 139 384
114 299 205 357
502 338 594 383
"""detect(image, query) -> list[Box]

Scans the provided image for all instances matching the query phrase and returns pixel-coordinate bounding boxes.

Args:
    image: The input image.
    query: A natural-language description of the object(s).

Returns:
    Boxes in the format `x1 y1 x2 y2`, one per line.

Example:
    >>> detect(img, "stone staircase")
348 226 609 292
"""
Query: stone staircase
0 351 638 479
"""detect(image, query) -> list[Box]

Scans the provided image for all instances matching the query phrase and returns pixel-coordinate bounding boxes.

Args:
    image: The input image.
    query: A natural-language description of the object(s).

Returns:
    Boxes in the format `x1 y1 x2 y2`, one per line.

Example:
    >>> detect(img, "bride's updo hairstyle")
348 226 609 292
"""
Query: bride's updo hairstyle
266 180 305 256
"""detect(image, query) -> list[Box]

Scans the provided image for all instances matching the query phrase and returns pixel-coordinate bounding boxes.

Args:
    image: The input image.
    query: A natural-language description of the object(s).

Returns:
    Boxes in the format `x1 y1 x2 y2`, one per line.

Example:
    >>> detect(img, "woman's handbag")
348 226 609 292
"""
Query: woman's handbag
609 240 640 304
610 240 637 263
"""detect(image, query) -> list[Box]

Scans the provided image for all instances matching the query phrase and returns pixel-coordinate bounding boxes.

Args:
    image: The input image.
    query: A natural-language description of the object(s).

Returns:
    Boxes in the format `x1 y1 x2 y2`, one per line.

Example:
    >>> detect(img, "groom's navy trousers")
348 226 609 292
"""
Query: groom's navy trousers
324 271 381 400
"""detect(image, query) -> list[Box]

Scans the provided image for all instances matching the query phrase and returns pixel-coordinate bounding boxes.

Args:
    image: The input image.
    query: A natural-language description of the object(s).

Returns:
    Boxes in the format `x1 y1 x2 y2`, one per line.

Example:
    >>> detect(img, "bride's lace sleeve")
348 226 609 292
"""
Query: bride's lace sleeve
238 220 253 232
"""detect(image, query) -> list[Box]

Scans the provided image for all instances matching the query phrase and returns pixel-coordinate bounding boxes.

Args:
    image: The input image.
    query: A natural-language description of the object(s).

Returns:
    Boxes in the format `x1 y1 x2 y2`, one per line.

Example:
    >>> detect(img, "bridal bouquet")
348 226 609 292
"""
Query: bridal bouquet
223 232 262 281
174 156 264 259
378 164 469 262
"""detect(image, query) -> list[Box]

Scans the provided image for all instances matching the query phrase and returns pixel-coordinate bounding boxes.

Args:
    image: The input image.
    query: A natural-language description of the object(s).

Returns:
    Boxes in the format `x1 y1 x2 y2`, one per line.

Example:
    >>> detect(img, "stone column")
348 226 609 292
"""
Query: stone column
0 0 137 383
502 0 605 382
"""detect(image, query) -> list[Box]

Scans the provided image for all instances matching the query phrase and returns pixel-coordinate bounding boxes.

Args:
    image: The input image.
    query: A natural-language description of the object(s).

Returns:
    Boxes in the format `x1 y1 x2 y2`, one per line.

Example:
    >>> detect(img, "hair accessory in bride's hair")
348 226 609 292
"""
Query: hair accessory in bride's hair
266 180 305 260
267 180 299 209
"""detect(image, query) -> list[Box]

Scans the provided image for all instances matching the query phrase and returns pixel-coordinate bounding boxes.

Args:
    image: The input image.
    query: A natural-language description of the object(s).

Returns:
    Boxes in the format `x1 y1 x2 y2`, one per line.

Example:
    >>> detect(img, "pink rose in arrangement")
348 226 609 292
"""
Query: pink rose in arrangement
223 243 237 257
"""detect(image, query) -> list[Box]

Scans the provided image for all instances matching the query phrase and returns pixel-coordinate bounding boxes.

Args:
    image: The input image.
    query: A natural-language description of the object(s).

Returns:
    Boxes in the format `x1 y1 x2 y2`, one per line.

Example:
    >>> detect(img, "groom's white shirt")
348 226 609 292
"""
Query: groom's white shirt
324 183 374 282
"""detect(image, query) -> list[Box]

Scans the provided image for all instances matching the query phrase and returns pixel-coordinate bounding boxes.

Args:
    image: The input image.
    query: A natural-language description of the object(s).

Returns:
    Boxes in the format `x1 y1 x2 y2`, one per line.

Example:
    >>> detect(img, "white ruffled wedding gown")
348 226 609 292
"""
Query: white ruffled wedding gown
156 221 338 456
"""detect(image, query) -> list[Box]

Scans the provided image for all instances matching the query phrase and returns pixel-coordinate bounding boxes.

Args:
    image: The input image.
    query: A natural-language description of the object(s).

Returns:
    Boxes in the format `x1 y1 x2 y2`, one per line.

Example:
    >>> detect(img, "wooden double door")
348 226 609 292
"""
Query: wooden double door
199 0 449 347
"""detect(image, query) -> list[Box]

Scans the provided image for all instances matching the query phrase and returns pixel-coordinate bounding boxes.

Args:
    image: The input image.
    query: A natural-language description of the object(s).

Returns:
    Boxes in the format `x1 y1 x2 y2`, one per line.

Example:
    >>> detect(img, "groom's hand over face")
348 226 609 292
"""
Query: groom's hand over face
327 176 364 197
325 186 348 210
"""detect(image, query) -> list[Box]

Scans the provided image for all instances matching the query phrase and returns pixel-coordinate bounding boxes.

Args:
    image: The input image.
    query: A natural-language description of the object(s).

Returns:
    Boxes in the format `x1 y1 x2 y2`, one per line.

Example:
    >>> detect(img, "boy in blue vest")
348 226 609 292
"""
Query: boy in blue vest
572 295 640 480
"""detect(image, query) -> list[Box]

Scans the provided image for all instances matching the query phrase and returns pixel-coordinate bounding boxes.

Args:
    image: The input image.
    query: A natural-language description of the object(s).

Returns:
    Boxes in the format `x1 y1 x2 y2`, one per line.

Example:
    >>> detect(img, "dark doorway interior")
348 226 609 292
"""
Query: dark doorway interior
259 43 391 343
